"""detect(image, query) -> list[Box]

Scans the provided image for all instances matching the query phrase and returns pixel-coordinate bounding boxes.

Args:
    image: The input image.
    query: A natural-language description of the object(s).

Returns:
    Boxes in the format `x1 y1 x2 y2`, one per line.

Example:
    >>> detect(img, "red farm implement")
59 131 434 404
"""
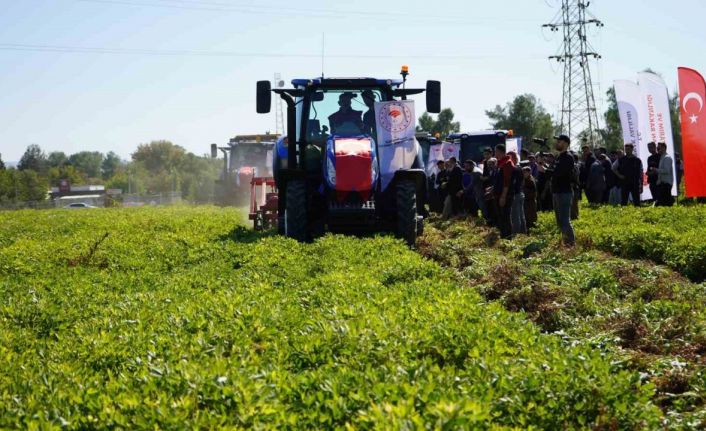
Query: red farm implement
249 176 278 231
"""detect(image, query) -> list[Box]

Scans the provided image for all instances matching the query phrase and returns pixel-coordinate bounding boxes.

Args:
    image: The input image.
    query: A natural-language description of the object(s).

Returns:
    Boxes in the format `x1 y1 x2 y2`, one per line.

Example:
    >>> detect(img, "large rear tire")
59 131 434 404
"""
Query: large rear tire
285 180 307 242
396 180 418 246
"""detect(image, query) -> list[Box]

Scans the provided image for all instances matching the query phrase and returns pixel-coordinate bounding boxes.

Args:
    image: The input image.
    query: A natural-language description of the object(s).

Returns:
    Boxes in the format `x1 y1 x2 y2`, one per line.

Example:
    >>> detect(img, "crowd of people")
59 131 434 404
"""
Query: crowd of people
429 135 683 246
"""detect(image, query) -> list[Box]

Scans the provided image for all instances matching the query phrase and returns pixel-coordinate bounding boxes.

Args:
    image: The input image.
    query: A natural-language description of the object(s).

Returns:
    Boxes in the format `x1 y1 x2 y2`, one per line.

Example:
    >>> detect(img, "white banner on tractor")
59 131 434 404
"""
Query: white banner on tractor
638 72 678 197
374 100 417 189
426 141 460 175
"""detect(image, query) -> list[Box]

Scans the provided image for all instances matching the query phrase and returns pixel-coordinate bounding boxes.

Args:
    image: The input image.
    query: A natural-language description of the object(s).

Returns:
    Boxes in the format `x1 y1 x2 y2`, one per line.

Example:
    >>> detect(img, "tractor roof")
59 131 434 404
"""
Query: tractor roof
291 77 404 88
447 130 510 139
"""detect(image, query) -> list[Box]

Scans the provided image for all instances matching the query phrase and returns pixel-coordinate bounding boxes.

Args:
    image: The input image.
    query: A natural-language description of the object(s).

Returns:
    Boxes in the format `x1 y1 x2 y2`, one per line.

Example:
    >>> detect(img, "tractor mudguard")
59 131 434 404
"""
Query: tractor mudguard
393 169 426 188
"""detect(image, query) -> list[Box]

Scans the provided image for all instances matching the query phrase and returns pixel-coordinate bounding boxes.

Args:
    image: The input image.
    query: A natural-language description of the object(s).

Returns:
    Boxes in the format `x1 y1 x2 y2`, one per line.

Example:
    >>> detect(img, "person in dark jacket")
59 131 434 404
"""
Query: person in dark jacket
579 145 596 201
587 154 607 204
483 158 498 226
599 149 614 203
538 153 555 211
614 143 643 206
522 167 538 229
646 142 660 202
446 157 463 216
461 160 477 216
508 151 526 235
551 135 576 246
570 151 580 220
432 160 447 213
494 145 515 239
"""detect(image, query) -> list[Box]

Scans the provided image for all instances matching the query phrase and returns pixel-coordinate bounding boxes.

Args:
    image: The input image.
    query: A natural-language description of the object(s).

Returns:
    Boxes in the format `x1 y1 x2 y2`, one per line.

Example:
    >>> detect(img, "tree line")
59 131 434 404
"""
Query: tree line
0 141 220 203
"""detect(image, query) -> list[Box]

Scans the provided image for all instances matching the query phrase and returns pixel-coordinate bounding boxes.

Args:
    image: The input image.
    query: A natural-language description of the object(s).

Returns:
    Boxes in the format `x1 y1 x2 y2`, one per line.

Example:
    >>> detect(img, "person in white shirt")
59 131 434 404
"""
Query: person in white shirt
653 142 674 207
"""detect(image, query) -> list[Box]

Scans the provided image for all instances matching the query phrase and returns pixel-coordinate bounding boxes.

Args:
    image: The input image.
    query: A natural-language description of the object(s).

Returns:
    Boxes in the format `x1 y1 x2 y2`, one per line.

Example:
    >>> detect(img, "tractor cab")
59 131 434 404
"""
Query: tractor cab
257 70 441 244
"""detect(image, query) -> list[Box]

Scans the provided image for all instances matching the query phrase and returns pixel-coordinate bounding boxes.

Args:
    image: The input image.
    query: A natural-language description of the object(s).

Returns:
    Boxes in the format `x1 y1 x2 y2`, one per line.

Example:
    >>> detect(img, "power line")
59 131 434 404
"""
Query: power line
0 43 546 61
76 0 536 24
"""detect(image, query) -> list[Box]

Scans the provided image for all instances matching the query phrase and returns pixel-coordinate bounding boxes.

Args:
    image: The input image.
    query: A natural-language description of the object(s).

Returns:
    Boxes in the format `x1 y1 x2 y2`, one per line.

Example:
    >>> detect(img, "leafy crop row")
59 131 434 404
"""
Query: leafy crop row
419 211 706 428
0 207 660 429
535 205 706 281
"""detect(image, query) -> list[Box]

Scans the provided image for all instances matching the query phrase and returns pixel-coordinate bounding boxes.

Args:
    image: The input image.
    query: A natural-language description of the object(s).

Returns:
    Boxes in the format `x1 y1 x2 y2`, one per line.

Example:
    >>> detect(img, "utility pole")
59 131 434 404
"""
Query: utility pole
544 0 604 148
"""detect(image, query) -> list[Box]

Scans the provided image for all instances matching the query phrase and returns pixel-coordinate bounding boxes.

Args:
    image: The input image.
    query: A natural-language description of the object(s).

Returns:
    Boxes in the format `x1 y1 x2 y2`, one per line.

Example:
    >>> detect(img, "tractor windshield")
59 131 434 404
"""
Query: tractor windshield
306 89 383 147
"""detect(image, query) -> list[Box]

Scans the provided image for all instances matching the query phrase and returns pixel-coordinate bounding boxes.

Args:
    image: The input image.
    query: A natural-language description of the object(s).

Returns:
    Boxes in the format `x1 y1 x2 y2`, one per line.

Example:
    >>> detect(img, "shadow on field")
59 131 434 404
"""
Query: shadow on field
218 225 273 244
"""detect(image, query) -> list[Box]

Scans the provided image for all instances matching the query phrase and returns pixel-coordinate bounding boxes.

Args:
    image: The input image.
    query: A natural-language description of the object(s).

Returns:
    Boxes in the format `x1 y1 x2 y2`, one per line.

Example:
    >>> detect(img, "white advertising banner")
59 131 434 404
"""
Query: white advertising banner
615 79 650 200
637 72 678 196
426 144 444 175
374 100 417 189
426 142 460 175
506 137 520 156
441 141 460 161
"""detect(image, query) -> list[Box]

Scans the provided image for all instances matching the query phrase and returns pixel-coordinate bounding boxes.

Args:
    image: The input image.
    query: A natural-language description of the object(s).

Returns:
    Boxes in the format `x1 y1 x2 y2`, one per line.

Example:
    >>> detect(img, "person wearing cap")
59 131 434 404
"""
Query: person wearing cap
614 143 643 206
361 90 377 138
551 135 576 246
328 92 363 134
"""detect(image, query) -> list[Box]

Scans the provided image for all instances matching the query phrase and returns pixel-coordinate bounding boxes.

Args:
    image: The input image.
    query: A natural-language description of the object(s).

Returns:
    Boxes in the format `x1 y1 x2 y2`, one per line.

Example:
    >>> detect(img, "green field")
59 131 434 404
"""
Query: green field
0 207 664 429
420 205 706 428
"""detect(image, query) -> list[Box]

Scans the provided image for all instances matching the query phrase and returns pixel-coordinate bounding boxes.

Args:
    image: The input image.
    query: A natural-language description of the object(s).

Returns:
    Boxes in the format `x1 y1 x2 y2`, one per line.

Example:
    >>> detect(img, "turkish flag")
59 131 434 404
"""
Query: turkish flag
678 67 706 198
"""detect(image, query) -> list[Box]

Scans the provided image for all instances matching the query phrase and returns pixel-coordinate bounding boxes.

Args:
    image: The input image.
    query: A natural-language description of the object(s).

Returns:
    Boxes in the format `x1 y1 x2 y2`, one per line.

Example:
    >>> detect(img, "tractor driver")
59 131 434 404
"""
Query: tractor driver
361 89 377 139
328 92 363 135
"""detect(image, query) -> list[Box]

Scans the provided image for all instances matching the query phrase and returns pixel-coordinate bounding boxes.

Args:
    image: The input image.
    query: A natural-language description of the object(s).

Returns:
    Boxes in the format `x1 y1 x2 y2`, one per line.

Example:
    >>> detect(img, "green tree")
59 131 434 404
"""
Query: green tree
416 108 461 138
132 141 186 174
16 170 46 201
47 165 84 187
485 94 556 151
47 151 69 168
18 144 47 173
0 169 14 201
670 91 682 155
101 151 123 180
69 151 104 179
0 154 5 171
599 87 624 152
105 172 129 192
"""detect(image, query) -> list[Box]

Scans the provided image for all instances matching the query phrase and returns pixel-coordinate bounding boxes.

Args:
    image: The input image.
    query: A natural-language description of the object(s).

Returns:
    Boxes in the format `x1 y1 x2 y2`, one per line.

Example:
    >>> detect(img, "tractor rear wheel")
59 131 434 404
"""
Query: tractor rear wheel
285 180 307 242
396 180 418 246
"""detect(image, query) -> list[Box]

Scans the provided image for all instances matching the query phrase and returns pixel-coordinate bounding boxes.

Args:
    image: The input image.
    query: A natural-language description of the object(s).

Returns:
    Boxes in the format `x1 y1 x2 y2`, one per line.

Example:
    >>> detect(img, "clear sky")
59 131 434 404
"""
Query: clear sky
1 0 705 162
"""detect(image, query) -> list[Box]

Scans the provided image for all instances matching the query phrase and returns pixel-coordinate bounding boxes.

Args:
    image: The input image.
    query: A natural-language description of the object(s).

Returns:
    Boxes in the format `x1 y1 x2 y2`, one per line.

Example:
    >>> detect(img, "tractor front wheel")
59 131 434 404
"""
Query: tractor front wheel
396 180 418 246
285 180 308 242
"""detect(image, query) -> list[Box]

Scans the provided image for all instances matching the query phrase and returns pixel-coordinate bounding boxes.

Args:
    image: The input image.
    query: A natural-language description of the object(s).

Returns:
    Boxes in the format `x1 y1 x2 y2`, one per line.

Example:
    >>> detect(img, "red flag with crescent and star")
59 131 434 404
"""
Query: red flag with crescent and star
678 67 706 198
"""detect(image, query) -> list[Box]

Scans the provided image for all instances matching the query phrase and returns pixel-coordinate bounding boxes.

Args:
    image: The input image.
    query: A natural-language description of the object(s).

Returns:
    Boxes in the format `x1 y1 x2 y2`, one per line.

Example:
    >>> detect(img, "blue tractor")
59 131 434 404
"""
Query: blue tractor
256 69 441 244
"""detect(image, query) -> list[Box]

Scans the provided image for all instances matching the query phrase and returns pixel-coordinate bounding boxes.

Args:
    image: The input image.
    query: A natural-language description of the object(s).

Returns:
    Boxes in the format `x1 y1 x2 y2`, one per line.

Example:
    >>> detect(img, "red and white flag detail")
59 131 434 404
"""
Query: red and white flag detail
678 67 706 198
